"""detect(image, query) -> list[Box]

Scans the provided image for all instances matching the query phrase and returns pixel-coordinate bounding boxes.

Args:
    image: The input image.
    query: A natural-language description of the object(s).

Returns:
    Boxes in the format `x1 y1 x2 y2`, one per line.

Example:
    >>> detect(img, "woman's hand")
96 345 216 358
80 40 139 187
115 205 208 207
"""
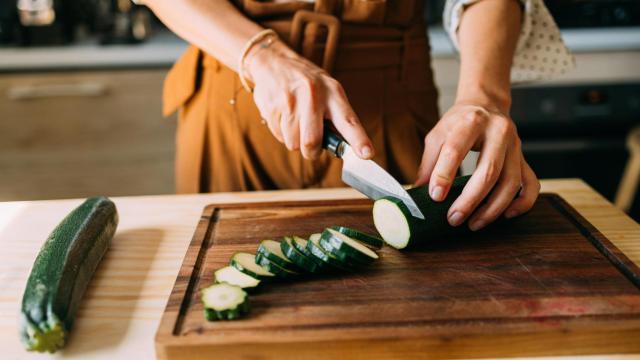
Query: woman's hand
415 101 540 231
243 38 374 160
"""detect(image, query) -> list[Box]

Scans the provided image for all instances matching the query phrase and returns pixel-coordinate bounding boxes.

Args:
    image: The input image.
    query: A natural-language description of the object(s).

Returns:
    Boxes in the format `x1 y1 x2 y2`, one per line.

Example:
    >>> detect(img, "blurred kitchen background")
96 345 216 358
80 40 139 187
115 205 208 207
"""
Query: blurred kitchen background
1 0 639 221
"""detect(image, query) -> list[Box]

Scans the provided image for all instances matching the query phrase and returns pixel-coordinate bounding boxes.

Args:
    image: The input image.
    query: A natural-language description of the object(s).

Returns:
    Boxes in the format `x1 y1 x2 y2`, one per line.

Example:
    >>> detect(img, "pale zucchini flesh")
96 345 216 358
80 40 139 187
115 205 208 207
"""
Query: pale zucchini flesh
202 283 249 320
230 252 275 279
215 266 261 290
257 239 301 272
323 228 379 260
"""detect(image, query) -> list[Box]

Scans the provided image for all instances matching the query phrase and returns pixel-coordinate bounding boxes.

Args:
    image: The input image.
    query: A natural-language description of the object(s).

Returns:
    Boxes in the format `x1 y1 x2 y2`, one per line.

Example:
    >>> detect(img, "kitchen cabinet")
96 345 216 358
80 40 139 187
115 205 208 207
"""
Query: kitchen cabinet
0 69 176 201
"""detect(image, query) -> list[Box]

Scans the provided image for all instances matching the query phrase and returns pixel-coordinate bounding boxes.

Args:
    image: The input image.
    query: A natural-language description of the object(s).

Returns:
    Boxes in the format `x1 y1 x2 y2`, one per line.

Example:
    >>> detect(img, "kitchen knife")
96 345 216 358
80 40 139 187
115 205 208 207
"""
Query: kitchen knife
322 126 425 219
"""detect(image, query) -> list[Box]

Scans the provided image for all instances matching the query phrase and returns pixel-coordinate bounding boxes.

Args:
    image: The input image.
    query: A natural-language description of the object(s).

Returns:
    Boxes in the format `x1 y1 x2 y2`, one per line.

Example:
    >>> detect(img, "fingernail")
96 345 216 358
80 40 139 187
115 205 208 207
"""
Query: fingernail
469 219 486 232
505 209 519 219
430 186 444 201
448 211 465 227
360 145 372 159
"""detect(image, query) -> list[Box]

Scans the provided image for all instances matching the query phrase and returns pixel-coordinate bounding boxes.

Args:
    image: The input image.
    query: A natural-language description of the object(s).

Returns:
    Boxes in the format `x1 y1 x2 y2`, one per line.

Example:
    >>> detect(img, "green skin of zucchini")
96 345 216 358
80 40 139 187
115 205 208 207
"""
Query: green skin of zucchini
255 253 299 278
378 175 471 249
280 238 324 274
329 226 384 250
20 197 118 353
319 230 375 266
203 299 250 321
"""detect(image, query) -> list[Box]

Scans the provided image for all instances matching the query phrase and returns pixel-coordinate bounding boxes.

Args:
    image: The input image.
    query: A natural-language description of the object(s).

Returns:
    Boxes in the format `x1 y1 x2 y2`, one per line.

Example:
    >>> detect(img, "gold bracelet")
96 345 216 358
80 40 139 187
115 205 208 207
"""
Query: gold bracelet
238 29 277 93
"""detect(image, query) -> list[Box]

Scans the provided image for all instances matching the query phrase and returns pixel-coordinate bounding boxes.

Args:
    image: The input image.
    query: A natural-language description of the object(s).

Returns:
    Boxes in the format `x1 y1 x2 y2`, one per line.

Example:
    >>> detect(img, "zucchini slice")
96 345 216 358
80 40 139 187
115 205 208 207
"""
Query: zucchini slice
257 239 302 272
292 235 315 257
330 226 384 249
306 235 351 271
20 196 118 353
255 253 299 278
201 283 250 320
320 228 379 264
281 236 324 273
230 252 276 280
214 266 261 292
373 175 471 249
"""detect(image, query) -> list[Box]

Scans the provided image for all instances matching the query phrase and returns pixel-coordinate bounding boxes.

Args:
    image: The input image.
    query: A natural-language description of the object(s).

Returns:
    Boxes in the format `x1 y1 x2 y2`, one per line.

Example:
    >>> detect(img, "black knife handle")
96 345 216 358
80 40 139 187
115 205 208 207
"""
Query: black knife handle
322 123 346 158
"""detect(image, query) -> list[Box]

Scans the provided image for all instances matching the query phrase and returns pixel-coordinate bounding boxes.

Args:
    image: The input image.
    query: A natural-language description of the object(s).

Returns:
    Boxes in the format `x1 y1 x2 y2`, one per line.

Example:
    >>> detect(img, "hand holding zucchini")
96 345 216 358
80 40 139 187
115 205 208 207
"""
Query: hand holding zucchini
20 197 118 353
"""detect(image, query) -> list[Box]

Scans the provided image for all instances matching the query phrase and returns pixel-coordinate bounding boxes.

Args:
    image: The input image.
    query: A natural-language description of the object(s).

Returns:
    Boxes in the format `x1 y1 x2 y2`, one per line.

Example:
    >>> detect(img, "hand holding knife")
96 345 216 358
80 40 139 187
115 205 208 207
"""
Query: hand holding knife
322 125 425 219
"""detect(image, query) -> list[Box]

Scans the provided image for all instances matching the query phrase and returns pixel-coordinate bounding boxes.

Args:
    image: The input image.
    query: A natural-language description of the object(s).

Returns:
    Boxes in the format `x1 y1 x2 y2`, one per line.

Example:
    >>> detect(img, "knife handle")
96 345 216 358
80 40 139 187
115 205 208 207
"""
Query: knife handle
322 124 346 158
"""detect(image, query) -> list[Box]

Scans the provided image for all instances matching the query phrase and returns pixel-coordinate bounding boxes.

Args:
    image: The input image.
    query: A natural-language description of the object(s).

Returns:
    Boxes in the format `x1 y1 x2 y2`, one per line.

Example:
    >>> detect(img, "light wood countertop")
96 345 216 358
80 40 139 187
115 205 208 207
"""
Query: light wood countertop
1 179 639 359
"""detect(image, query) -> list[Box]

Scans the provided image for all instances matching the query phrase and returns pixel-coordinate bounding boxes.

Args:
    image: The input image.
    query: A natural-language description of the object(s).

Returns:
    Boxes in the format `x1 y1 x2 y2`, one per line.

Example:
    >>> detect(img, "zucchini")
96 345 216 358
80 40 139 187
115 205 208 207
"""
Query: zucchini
306 235 351 271
255 253 300 278
281 237 324 273
230 252 276 280
20 196 118 353
257 239 302 272
330 226 384 249
291 235 333 272
201 283 250 320
373 175 471 249
319 228 379 264
214 266 261 292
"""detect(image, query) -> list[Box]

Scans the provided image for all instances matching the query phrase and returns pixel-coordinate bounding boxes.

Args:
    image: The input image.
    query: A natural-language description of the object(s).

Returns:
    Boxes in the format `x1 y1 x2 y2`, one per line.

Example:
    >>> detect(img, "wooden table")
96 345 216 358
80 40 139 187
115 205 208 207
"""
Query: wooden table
1 179 639 360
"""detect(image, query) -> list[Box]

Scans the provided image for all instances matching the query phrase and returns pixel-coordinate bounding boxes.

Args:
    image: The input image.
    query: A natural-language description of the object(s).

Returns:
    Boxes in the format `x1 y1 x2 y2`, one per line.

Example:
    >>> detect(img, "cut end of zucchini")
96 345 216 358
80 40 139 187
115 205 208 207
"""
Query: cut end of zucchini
230 252 275 279
21 314 66 353
215 266 260 290
330 226 384 249
202 283 249 320
325 228 379 260
373 198 411 249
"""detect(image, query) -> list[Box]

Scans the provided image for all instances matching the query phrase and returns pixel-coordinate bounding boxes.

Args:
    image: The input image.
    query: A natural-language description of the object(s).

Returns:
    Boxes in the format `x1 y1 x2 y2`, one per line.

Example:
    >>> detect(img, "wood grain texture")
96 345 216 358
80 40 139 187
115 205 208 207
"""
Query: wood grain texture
156 194 640 359
1 179 639 360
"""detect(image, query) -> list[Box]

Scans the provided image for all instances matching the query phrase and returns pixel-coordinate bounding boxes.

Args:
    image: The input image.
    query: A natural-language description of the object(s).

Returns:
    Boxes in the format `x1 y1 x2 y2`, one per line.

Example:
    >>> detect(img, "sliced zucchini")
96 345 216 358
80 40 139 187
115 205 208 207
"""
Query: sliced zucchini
281 236 324 273
330 226 384 249
256 254 300 279
201 283 249 320
230 252 275 280
255 253 299 278
292 235 315 257
257 239 302 272
373 175 472 249
320 228 379 265
214 266 260 292
306 235 351 271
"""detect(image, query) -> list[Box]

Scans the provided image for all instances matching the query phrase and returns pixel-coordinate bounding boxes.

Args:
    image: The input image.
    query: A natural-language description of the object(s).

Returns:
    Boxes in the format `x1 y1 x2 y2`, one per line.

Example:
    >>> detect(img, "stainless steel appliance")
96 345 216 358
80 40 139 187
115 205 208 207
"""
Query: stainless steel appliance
511 83 640 220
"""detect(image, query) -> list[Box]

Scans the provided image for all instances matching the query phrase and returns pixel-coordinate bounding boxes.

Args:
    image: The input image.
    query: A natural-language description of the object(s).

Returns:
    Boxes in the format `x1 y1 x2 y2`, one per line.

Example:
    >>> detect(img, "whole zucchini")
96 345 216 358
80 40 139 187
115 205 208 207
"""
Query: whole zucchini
20 196 118 353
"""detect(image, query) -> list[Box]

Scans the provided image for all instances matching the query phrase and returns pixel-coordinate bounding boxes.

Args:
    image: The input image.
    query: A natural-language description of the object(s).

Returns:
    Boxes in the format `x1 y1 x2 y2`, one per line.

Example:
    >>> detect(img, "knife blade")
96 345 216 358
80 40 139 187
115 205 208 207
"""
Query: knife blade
322 126 425 219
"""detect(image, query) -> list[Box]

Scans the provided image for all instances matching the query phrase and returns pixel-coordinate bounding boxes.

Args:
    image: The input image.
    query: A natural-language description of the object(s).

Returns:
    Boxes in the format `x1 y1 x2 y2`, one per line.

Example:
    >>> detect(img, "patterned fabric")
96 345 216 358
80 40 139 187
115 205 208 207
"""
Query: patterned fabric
444 0 575 82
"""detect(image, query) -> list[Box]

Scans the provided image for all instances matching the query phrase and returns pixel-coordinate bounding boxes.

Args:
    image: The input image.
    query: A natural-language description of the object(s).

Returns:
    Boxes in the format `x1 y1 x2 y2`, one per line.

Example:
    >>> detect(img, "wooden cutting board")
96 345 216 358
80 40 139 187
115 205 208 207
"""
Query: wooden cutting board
155 194 640 359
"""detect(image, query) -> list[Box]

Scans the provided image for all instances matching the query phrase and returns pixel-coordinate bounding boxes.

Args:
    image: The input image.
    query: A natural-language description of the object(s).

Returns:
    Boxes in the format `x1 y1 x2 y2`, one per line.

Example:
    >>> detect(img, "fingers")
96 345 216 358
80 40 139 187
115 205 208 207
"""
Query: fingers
466 138 522 231
505 157 540 218
280 92 299 150
298 79 324 159
428 109 485 201
447 120 512 227
325 80 374 159
414 132 443 187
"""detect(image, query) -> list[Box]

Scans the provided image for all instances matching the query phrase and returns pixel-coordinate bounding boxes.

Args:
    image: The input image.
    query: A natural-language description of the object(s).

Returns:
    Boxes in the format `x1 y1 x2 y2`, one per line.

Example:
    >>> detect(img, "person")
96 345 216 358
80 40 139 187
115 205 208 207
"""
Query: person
141 0 573 231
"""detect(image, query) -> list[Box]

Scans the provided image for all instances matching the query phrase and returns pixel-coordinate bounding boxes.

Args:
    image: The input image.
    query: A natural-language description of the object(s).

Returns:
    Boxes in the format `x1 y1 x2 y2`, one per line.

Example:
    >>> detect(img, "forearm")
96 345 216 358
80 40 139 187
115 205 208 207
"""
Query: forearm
143 0 262 71
455 0 522 113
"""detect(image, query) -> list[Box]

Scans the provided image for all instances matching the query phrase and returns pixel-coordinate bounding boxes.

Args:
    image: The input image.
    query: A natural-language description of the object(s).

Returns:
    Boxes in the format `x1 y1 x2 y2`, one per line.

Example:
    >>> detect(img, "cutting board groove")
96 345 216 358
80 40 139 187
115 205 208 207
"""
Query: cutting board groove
156 194 640 359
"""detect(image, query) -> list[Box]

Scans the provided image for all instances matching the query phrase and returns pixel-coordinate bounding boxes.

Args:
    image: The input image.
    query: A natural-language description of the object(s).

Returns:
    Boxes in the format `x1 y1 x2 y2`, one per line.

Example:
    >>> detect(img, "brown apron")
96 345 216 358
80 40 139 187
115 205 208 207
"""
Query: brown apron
163 0 440 193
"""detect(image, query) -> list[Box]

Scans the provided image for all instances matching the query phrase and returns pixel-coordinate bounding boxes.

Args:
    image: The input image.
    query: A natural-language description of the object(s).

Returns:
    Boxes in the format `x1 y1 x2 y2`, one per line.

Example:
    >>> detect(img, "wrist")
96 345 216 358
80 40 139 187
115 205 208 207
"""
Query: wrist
243 38 293 83
455 82 512 114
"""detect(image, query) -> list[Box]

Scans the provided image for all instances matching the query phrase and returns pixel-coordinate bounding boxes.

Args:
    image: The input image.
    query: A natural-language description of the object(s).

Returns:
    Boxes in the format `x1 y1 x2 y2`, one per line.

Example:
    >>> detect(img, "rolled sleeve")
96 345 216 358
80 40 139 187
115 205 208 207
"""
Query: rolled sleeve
443 0 575 82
